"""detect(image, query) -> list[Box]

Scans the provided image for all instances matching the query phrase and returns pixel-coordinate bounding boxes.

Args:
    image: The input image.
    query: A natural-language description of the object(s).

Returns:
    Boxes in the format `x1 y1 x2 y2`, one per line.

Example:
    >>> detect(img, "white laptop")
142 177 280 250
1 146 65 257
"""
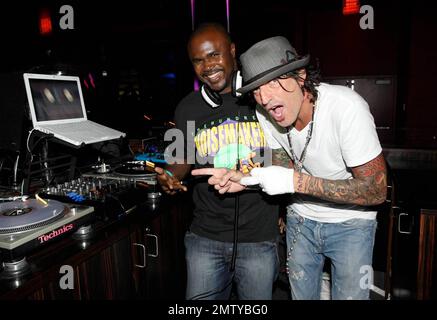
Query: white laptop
23 73 126 146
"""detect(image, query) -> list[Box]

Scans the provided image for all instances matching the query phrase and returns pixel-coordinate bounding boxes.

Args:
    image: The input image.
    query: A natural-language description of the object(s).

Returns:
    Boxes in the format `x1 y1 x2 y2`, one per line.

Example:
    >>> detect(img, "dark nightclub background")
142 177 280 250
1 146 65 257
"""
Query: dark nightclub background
0 0 436 301
0 0 435 149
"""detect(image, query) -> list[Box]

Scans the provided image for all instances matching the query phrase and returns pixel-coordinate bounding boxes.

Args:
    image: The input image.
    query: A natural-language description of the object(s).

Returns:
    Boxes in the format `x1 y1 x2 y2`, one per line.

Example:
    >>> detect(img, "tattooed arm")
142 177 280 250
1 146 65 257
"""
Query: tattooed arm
294 153 387 206
272 149 294 168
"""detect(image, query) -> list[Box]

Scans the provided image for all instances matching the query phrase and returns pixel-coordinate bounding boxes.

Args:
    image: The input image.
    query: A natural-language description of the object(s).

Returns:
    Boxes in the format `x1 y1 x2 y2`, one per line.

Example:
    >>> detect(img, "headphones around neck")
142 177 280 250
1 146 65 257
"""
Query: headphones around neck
200 70 242 108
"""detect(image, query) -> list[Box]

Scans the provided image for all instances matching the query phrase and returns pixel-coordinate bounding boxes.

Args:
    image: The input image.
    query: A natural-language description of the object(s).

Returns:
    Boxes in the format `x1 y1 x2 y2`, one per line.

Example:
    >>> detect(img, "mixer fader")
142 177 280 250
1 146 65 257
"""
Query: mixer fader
40 162 158 219
43 176 139 201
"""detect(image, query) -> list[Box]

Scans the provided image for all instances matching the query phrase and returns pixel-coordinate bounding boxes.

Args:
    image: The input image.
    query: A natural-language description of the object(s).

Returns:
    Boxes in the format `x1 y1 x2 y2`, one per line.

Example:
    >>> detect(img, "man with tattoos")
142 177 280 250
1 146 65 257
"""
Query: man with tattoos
192 36 387 300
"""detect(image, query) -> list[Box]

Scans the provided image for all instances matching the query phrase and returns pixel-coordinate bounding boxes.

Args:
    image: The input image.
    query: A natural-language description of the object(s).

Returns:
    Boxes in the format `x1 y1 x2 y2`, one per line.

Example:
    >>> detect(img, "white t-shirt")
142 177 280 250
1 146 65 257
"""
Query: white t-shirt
256 83 382 223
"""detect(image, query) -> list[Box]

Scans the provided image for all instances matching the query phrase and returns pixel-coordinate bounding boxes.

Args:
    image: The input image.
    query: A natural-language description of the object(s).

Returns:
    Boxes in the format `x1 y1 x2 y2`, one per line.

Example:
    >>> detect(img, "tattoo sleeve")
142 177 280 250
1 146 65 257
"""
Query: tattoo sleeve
295 153 387 206
272 149 294 168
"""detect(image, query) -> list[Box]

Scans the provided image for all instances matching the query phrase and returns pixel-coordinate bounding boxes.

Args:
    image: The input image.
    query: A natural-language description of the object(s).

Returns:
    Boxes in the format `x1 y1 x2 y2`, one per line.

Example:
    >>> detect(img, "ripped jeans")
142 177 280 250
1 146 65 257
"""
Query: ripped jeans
286 208 377 300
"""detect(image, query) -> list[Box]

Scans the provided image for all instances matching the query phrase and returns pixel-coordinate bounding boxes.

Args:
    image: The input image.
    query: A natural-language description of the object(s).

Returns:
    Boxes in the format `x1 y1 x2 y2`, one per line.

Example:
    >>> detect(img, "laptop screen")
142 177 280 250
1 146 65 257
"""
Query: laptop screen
28 78 84 121
23 73 87 125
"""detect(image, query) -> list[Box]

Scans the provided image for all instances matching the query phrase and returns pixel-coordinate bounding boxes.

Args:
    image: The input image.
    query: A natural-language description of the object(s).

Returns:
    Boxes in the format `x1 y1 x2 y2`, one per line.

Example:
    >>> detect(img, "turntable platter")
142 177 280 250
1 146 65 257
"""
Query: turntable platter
0 199 66 234
114 163 156 178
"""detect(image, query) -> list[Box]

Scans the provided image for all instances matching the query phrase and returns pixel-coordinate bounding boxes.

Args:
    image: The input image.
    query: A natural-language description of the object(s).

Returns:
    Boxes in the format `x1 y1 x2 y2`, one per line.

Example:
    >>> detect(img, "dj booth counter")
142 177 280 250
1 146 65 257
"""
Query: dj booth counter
0 192 189 300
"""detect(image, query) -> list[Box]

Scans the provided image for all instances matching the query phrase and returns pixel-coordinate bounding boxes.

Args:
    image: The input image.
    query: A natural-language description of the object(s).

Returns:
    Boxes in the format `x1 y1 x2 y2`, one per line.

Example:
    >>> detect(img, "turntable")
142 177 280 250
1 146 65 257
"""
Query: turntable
82 160 157 185
0 198 94 263
0 198 94 279
113 161 156 177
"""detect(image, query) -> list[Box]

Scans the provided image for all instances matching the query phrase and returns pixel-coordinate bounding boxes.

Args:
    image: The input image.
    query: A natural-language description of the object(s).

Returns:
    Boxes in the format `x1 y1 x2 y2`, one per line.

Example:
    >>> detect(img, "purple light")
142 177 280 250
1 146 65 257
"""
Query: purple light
88 73 95 88
191 0 195 30
226 0 230 32
191 0 197 90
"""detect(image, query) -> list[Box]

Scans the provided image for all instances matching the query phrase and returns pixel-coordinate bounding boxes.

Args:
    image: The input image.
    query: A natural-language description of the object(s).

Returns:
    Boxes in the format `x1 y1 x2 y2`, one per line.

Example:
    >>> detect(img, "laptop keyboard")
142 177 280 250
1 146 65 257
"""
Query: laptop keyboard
44 121 123 143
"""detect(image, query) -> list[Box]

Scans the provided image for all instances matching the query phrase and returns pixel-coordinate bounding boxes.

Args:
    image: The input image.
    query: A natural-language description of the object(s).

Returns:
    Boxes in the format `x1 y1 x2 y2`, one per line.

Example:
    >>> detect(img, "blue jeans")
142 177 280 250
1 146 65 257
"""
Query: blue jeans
184 231 279 300
286 209 377 300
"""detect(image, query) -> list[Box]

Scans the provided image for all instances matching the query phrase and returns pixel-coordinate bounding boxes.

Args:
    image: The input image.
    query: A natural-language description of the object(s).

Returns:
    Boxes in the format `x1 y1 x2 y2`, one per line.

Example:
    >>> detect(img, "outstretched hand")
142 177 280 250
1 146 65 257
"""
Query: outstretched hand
191 168 246 194
155 167 188 195
240 166 295 195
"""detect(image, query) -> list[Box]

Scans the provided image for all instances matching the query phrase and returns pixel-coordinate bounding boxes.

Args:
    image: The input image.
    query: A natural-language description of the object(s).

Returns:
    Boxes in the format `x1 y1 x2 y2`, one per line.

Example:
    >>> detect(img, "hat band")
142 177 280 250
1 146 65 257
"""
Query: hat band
243 63 288 88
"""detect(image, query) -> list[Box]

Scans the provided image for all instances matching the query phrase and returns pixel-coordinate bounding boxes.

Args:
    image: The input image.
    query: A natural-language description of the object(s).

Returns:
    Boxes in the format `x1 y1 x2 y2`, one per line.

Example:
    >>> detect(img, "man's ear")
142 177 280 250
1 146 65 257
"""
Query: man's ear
297 69 307 87
230 43 236 59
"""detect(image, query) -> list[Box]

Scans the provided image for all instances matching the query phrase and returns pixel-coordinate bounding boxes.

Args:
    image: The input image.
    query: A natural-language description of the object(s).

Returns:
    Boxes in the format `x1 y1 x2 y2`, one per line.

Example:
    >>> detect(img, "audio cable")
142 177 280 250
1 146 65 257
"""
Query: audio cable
229 107 241 272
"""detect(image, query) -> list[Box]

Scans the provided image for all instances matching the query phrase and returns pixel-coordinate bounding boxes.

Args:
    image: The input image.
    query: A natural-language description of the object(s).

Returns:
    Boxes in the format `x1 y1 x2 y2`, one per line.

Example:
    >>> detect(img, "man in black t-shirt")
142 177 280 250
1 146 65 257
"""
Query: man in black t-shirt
155 23 279 300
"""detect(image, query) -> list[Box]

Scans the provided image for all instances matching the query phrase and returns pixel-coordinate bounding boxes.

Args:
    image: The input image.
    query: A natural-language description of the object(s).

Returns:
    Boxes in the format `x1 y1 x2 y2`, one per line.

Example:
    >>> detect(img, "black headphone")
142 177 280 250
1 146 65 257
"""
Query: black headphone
200 70 242 108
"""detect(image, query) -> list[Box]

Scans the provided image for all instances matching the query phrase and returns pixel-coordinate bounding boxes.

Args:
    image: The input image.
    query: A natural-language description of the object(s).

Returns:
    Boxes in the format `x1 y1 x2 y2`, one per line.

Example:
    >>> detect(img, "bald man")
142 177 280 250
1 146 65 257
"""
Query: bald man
155 23 280 300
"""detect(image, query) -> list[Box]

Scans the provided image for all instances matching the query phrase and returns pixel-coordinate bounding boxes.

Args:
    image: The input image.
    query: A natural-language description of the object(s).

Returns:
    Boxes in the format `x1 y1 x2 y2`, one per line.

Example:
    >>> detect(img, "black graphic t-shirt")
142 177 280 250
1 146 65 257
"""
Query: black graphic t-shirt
174 91 278 243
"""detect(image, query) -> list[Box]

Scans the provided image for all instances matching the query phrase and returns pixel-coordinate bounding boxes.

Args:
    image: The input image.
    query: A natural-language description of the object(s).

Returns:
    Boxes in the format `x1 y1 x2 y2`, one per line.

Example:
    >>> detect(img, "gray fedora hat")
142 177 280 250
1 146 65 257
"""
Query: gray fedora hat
238 36 310 94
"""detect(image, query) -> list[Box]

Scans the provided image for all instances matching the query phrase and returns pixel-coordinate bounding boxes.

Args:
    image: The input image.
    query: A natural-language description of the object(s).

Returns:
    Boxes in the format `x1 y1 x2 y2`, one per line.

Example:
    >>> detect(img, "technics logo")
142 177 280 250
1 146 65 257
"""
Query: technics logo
38 223 74 243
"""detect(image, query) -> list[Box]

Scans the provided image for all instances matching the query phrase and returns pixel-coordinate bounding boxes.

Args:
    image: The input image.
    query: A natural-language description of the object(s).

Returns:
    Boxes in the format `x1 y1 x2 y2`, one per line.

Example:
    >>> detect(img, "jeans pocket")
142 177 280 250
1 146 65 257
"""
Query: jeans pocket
184 230 197 247
286 207 302 222
340 219 377 242
340 218 376 228
263 240 280 275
